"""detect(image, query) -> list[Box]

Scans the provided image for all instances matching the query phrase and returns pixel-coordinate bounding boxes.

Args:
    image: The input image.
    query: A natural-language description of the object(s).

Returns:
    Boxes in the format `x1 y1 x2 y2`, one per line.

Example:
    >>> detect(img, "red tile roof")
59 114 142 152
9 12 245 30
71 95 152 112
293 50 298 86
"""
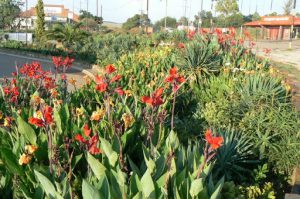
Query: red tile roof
20 4 79 22
245 16 300 27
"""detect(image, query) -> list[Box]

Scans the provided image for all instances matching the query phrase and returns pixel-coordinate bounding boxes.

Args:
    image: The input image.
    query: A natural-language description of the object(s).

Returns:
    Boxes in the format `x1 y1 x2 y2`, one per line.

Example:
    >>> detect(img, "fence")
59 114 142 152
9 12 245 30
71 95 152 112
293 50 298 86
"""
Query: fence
5 33 33 43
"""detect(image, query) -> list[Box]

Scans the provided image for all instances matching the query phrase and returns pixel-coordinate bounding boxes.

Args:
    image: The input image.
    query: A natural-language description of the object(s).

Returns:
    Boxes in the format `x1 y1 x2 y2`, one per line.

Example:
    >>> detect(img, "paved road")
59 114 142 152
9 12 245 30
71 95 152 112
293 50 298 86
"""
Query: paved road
0 51 83 78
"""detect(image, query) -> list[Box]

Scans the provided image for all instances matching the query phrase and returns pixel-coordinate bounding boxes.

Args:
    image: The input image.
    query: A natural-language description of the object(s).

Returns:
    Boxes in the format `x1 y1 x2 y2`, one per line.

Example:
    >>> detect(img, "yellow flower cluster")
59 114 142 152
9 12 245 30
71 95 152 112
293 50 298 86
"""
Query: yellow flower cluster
19 145 38 165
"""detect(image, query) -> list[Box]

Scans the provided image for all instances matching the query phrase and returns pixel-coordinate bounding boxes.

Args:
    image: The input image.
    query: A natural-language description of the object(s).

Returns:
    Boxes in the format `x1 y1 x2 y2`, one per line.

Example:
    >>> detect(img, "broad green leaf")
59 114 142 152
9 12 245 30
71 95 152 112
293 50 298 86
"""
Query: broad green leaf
143 150 156 175
0 148 22 175
71 154 83 170
34 170 62 199
86 153 106 180
98 175 111 199
210 177 224 199
166 130 179 152
130 173 142 195
100 137 118 167
17 115 37 145
141 169 156 199
128 157 141 177
190 178 204 197
53 108 62 134
82 179 102 199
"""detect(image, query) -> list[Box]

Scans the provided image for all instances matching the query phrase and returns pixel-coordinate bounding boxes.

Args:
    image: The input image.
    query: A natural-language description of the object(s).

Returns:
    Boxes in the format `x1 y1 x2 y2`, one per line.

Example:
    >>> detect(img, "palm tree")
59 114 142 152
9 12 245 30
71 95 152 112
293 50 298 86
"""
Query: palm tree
47 22 89 50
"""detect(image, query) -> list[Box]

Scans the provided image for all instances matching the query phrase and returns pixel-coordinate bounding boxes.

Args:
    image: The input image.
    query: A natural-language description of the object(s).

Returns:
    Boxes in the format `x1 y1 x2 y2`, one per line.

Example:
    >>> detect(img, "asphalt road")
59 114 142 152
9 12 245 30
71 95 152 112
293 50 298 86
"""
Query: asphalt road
0 51 82 78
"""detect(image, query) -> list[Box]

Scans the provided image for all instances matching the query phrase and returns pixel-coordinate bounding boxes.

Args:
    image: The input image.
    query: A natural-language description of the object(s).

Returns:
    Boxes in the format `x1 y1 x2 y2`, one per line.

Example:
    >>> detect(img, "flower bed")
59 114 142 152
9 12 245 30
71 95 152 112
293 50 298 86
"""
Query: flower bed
0 30 299 198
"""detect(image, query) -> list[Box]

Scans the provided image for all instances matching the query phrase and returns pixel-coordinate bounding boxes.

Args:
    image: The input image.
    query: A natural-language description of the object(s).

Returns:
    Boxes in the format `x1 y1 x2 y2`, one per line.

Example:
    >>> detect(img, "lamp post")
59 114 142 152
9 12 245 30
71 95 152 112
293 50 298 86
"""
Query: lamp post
164 0 167 30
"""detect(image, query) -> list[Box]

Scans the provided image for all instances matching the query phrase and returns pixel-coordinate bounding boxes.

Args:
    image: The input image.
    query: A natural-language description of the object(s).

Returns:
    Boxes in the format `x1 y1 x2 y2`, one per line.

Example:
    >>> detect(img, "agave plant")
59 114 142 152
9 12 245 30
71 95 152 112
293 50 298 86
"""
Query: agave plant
213 129 258 182
180 38 222 75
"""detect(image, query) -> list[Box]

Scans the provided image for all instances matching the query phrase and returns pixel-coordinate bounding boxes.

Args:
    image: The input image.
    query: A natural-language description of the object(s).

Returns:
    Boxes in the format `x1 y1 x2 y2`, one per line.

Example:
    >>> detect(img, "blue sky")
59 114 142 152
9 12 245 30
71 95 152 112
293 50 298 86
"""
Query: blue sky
25 0 300 23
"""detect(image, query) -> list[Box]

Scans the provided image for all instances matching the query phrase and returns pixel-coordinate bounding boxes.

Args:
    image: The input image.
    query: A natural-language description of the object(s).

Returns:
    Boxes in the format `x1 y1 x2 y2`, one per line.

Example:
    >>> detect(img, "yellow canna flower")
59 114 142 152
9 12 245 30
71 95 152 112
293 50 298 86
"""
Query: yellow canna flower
125 90 133 96
4 117 12 127
0 111 3 120
285 84 292 92
50 89 59 98
90 109 106 121
76 107 84 116
25 145 38 154
122 113 135 129
68 78 77 86
19 153 32 165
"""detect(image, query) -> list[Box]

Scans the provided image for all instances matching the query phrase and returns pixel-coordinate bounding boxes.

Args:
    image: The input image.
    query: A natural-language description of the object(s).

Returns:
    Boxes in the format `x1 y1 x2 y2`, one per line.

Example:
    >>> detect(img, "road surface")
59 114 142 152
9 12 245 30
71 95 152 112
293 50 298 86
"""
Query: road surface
0 51 83 78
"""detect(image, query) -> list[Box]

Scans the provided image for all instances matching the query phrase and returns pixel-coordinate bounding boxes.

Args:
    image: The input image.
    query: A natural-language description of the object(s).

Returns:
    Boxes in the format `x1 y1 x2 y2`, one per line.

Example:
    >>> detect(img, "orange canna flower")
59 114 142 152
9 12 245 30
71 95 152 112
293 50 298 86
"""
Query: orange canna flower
25 145 38 154
90 109 105 121
105 64 116 74
19 153 32 165
205 129 224 150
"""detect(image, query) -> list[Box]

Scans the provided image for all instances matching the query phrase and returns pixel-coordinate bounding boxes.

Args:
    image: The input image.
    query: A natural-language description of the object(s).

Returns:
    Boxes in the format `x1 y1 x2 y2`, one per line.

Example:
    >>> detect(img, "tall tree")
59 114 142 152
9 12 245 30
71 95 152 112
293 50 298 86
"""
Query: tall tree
35 0 45 41
154 17 177 30
215 0 239 16
283 0 293 15
122 14 150 30
0 0 21 30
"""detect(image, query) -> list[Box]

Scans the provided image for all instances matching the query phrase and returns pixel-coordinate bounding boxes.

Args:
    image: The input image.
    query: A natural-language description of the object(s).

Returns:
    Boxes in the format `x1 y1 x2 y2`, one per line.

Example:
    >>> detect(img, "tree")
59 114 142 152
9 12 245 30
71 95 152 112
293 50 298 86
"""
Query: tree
251 12 261 21
47 23 89 49
178 16 188 26
267 12 278 16
215 0 239 16
154 17 177 30
193 10 214 28
35 0 45 41
122 14 150 30
283 0 293 15
79 10 103 31
0 0 21 30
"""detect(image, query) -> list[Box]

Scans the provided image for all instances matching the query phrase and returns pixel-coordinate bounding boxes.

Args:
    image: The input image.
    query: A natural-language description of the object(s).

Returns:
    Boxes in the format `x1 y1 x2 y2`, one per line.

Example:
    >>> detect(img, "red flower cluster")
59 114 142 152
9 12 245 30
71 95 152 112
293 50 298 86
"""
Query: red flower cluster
188 30 196 39
205 129 224 150
165 67 185 92
75 124 101 155
28 105 53 127
19 62 50 79
3 84 19 103
94 64 124 96
52 56 74 69
263 48 272 55
178 42 185 49
141 88 164 107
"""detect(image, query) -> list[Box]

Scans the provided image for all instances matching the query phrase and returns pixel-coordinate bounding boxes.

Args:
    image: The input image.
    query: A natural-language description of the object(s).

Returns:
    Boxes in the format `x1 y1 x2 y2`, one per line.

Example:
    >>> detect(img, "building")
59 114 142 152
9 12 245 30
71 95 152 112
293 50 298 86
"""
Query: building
15 4 79 30
244 16 300 40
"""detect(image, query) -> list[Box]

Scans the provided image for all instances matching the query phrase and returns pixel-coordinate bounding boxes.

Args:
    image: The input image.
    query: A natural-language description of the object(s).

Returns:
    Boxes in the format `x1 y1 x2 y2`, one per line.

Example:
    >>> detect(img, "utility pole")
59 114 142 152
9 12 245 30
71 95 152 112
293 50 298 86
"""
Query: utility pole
86 0 88 30
198 0 203 30
25 0 28 45
96 0 98 17
164 0 167 30
270 0 273 11
184 0 187 26
146 0 149 33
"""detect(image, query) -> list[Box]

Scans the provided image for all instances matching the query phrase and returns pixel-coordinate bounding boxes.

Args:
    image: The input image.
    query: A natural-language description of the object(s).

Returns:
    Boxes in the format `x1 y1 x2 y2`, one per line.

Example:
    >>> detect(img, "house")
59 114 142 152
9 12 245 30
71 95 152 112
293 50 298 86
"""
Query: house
244 16 300 40
15 4 79 30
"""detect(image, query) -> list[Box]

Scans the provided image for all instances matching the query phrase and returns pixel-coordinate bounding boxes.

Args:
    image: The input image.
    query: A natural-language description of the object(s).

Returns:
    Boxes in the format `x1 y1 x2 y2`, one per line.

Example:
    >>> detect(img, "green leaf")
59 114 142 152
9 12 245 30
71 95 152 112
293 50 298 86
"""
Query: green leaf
166 130 179 152
86 153 106 180
98 175 111 199
0 148 22 175
128 157 141 177
71 154 83 170
53 108 62 134
130 173 142 195
17 115 37 145
34 170 62 199
100 137 118 167
210 177 224 199
141 169 156 199
190 178 204 197
82 179 102 199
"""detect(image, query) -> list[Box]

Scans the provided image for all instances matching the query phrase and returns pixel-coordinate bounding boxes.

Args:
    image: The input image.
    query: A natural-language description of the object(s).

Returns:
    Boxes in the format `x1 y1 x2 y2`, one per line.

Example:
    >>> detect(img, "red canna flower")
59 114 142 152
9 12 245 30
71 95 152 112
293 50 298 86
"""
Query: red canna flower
178 42 185 49
141 87 164 107
63 56 74 68
165 67 186 92
52 56 63 68
44 106 53 124
205 129 224 150
105 64 116 74
95 75 108 92
28 118 44 127
75 134 86 143
110 74 122 83
83 124 91 137
75 125 101 155
114 87 124 96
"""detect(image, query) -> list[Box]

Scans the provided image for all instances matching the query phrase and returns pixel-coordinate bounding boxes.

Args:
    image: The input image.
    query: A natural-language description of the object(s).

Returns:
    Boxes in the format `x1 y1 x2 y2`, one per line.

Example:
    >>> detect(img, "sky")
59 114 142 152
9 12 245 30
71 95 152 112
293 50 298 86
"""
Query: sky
24 0 300 23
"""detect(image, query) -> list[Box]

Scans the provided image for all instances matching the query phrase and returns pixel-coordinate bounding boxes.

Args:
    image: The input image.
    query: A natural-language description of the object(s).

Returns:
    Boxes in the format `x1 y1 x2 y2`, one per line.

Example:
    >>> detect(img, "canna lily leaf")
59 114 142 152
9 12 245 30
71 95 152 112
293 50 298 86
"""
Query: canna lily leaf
190 178 204 197
82 179 102 199
141 169 156 199
86 153 106 179
17 115 37 145
100 137 118 167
